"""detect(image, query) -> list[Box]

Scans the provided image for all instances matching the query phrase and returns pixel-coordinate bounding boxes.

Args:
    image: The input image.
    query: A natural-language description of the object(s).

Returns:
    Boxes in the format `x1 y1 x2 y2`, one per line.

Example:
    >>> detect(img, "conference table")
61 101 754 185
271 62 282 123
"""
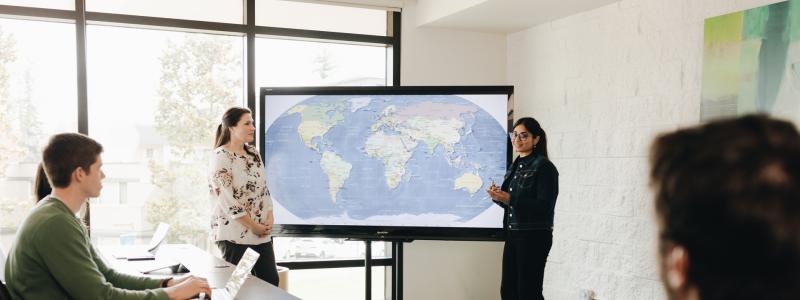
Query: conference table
101 244 300 300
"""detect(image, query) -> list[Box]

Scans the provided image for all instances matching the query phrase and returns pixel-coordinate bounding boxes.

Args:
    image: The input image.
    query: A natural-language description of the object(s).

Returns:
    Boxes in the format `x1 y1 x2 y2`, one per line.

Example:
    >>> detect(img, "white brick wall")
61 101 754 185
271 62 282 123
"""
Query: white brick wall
507 0 784 299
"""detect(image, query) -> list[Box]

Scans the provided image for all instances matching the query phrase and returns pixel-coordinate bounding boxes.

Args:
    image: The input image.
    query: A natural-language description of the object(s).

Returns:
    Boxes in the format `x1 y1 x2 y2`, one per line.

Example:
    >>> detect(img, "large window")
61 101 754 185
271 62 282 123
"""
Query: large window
256 38 388 87
256 36 392 265
0 0 72 10
274 237 387 261
87 0 243 24
256 0 387 36
255 26 394 300
0 18 76 249
0 2 398 299
86 25 244 249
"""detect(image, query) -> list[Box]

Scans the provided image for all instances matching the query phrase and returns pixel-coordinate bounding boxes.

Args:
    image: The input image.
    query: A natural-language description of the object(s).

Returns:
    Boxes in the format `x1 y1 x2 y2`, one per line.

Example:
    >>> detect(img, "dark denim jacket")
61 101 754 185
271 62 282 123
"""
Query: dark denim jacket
494 153 559 232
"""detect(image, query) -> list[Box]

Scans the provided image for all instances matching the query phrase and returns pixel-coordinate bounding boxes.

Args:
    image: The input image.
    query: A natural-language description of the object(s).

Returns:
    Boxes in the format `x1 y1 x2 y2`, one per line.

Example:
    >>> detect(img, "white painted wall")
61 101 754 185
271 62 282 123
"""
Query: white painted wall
402 1 507 86
399 1 507 300
414 0 486 26
506 0 785 299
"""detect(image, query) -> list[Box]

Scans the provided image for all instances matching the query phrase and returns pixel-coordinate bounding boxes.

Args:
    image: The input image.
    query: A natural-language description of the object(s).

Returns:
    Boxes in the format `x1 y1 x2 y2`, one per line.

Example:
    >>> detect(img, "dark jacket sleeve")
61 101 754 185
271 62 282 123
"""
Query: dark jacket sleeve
507 159 558 228
494 161 515 209
493 199 509 209
536 161 559 220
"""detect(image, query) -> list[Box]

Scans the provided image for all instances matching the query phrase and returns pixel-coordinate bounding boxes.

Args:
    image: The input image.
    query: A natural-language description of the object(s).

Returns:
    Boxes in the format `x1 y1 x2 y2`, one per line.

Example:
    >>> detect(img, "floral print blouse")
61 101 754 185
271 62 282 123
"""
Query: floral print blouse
209 145 273 245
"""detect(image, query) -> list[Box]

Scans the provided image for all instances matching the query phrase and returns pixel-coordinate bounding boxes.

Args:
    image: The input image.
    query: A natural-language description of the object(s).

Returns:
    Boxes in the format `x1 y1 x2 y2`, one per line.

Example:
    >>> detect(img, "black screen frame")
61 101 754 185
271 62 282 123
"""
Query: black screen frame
259 85 513 241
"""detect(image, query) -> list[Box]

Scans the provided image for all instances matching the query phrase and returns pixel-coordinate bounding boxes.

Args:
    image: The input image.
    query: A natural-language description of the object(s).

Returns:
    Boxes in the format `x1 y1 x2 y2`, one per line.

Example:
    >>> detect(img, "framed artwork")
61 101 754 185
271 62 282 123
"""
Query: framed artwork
702 0 800 124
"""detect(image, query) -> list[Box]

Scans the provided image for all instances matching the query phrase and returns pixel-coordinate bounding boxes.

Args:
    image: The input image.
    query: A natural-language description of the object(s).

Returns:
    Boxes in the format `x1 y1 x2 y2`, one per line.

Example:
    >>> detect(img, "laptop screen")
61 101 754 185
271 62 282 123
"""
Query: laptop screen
225 247 261 297
146 223 170 253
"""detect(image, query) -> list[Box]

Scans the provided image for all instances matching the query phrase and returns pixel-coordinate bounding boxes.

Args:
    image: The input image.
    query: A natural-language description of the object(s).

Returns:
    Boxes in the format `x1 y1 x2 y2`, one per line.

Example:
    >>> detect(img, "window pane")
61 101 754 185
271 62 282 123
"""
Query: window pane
87 0 243 24
257 37 391 262
256 0 387 36
0 0 73 10
274 237 388 261
0 18 77 249
287 267 386 300
86 25 244 250
256 38 387 87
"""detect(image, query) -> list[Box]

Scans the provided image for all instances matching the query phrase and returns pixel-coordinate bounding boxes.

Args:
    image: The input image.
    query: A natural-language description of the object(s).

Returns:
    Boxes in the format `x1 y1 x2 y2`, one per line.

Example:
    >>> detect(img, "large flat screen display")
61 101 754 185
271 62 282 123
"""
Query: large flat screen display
260 86 512 240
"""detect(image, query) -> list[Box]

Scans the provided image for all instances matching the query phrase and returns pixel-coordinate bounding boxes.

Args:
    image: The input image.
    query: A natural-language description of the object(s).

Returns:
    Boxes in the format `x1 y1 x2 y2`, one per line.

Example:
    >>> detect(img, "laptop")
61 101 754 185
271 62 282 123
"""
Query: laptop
206 247 260 300
112 223 170 261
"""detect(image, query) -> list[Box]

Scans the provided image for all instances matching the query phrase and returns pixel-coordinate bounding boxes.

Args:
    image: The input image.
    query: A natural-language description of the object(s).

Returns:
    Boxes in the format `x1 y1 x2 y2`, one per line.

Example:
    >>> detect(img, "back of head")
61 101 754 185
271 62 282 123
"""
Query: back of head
214 106 252 148
42 133 103 189
650 114 800 299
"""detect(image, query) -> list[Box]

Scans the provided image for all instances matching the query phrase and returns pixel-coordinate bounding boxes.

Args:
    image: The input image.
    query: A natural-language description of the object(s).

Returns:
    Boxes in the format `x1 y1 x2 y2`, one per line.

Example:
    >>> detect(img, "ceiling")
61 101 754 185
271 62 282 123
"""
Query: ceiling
415 0 622 33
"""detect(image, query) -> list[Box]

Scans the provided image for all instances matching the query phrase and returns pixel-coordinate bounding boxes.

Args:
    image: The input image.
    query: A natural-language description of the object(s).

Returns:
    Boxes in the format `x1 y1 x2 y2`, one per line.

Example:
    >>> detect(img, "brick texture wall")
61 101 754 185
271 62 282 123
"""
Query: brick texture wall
507 0 784 299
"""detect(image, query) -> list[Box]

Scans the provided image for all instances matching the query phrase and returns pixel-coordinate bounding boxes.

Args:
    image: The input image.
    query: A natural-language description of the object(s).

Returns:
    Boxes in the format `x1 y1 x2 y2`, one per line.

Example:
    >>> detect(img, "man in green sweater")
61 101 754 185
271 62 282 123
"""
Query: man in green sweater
4 133 211 300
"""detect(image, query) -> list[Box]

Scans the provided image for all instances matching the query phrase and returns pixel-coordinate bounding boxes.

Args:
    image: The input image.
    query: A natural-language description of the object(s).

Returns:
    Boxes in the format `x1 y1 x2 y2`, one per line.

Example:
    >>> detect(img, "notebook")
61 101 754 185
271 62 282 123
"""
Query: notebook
112 223 170 261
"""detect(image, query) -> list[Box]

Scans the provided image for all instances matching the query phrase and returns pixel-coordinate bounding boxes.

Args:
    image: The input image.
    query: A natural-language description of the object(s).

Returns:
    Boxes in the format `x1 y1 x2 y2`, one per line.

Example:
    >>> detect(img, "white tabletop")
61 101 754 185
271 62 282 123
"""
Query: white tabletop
101 244 300 300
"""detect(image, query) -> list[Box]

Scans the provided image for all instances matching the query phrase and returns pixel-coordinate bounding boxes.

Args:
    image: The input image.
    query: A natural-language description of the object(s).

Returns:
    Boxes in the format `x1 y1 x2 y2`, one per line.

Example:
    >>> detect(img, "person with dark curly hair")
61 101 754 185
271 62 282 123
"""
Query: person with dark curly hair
650 114 800 300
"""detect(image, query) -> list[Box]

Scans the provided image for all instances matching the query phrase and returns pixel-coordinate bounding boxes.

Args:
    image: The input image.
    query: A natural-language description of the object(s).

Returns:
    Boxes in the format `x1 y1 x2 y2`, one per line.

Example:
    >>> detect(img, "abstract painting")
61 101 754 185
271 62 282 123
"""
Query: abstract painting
701 0 800 124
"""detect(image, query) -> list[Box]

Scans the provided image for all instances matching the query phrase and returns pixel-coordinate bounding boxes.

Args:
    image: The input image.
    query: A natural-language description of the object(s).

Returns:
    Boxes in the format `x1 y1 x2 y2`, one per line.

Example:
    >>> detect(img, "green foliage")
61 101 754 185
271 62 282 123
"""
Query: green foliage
145 34 241 248
9 69 44 161
154 35 242 155
0 27 15 87
145 159 210 246
0 27 24 178
313 48 335 80
0 27 31 228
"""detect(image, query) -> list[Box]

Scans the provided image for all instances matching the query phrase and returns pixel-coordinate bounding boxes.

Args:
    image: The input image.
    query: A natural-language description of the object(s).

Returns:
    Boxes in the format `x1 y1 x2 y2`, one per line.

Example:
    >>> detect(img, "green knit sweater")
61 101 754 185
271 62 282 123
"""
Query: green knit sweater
3 197 169 300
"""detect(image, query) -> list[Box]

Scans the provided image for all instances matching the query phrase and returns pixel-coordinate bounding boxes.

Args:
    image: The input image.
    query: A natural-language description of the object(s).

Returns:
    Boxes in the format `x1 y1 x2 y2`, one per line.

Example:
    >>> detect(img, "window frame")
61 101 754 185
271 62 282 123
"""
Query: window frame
0 0 400 298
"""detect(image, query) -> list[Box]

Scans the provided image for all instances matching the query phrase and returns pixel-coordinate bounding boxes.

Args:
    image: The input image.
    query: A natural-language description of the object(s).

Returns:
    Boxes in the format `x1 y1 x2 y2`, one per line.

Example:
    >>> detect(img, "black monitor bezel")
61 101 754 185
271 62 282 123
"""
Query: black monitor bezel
259 85 513 241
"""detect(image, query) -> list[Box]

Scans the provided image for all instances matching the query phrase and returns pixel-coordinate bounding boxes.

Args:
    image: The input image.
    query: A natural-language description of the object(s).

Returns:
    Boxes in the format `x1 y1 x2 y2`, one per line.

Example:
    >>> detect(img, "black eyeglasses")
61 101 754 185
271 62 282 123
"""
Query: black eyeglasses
509 132 530 141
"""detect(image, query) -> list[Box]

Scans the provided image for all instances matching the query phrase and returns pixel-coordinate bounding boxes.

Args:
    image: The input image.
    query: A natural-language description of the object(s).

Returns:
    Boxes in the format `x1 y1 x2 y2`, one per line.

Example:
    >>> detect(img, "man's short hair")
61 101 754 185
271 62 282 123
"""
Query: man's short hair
42 133 103 188
650 114 800 299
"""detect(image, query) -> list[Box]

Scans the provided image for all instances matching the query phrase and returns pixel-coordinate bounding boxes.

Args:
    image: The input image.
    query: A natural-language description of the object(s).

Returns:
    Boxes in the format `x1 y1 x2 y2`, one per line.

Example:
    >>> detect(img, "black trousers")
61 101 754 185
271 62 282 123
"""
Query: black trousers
501 230 553 300
216 240 279 286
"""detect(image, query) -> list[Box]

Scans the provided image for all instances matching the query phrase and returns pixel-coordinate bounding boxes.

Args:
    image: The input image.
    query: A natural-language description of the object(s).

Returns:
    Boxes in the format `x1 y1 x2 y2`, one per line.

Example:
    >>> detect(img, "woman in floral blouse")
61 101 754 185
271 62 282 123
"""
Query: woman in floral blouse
209 107 278 286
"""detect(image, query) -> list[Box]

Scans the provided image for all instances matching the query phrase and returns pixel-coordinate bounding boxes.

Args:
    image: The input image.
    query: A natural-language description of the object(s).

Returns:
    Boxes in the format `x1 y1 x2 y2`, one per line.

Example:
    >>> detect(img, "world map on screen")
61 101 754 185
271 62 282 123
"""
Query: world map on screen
264 94 506 227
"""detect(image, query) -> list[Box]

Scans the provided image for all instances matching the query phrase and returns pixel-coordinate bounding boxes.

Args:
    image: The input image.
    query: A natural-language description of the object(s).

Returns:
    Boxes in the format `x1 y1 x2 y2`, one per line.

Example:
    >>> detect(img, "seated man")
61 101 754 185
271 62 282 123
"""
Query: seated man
650 115 800 300
4 133 211 300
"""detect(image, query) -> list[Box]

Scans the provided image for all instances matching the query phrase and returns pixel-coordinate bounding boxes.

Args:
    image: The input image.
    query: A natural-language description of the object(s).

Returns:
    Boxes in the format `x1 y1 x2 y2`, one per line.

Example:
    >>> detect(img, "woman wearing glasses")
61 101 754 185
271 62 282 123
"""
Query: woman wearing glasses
487 117 559 300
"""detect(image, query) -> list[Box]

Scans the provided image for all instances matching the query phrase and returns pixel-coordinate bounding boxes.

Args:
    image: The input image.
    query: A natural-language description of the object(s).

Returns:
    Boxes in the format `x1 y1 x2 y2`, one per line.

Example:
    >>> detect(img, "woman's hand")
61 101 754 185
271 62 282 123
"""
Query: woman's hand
263 210 274 236
165 274 198 287
164 276 211 300
486 183 511 205
251 223 270 237
236 214 271 237
262 223 272 237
